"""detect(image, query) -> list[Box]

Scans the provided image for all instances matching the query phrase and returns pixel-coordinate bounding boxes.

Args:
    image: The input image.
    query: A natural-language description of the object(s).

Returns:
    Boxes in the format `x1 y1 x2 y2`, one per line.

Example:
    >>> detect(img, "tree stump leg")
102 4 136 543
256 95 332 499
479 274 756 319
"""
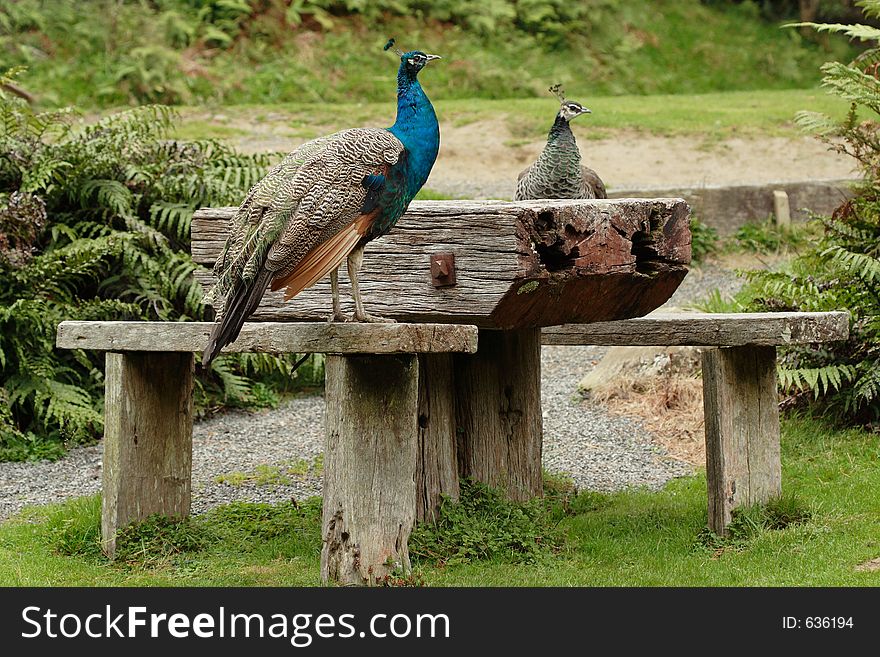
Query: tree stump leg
416 354 459 523
702 346 782 535
321 354 419 585
453 329 543 501
102 351 193 558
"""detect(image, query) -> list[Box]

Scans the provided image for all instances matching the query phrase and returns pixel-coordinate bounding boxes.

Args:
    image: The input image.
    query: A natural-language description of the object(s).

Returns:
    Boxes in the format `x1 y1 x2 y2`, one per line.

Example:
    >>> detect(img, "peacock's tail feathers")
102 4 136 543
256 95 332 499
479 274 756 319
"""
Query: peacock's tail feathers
205 128 403 320
271 211 374 300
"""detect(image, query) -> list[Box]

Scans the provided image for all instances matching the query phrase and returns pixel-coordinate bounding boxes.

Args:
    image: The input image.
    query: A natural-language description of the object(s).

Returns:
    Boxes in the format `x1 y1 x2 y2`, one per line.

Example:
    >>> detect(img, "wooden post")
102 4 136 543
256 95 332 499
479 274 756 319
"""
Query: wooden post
702 346 782 535
322 354 419 585
454 329 543 501
416 354 459 523
102 352 193 558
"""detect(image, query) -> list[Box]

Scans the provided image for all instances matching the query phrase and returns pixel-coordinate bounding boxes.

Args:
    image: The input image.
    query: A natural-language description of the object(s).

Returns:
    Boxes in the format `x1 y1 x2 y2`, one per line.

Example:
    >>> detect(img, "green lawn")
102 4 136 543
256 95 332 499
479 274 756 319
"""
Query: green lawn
168 88 858 149
1 416 878 587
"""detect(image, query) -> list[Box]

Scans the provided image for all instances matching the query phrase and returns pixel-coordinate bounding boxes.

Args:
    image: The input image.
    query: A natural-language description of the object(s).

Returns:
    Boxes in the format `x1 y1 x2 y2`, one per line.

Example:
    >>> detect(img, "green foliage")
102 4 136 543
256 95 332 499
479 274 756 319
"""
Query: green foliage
695 493 812 554
0 68 302 460
0 0 855 108
689 217 720 263
45 495 323 569
114 513 213 568
43 494 103 559
408 477 596 565
730 216 814 254
690 287 747 313
736 4 880 423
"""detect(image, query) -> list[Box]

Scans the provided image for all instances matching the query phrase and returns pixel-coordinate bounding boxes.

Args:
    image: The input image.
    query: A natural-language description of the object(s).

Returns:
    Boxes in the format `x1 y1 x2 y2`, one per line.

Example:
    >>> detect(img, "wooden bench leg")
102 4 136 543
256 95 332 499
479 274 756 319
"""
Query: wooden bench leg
453 328 543 501
416 354 459 523
102 352 194 558
322 354 419 585
702 346 782 535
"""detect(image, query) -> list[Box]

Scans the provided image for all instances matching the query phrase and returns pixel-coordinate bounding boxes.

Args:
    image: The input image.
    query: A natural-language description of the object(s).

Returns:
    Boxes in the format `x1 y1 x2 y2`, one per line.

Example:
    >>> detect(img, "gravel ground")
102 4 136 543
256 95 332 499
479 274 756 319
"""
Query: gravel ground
0 259 741 521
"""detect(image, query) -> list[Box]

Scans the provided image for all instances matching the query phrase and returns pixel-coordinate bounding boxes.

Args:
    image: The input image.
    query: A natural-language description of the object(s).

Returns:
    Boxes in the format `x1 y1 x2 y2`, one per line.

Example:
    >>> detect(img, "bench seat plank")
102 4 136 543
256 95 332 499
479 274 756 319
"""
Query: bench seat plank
541 311 849 346
56 321 479 354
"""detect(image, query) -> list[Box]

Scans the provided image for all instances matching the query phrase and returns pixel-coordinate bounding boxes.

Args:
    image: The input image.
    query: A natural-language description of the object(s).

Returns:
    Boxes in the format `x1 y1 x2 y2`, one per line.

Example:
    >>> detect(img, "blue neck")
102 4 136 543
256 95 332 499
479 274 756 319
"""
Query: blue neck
388 70 439 200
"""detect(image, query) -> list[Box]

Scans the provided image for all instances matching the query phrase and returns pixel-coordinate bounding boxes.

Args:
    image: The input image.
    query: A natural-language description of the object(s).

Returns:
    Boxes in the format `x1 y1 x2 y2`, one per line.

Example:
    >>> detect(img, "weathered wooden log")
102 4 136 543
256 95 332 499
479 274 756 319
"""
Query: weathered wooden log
57 321 478 355
322 355 419 585
192 199 691 329
541 311 850 346
454 329 543 501
702 346 782 536
102 352 193 558
416 354 460 522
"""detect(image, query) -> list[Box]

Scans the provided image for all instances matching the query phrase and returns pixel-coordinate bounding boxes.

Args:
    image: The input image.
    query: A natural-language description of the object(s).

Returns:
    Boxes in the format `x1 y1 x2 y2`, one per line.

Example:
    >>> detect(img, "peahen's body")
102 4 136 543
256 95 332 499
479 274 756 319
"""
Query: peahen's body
515 99 606 201
202 49 440 366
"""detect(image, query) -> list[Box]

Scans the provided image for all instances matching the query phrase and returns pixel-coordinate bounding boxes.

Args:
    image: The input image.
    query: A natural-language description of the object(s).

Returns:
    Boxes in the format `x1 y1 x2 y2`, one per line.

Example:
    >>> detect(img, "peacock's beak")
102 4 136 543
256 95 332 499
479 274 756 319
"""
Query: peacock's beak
424 54 442 63
580 107 592 115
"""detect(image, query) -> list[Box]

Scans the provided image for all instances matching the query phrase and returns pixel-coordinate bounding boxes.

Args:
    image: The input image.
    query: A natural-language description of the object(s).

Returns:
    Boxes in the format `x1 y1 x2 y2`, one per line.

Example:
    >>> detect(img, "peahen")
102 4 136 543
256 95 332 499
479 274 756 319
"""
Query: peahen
202 41 441 366
514 85 606 201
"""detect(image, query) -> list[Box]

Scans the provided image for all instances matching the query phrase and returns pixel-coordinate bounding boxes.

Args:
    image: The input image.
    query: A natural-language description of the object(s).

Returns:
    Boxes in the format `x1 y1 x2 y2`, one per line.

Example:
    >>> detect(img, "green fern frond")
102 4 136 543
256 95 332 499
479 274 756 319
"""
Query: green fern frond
820 244 880 283
784 22 880 42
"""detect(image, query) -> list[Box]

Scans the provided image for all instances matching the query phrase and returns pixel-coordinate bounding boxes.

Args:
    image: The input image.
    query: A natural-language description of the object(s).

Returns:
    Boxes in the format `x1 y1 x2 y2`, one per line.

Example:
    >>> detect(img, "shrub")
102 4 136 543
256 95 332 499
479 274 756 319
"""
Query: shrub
689 216 720 263
0 68 310 461
738 4 880 423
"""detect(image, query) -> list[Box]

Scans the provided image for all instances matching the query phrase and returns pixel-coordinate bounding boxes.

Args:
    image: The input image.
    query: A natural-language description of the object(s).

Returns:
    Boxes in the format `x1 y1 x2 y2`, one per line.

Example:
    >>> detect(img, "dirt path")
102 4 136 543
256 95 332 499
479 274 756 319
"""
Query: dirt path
432 124 856 199
206 112 857 198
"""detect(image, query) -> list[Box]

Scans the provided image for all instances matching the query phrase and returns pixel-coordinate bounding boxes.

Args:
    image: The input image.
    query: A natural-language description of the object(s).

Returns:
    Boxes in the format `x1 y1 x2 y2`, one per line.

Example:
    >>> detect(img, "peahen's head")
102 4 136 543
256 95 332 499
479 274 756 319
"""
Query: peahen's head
549 83 591 122
558 101 591 122
399 50 442 79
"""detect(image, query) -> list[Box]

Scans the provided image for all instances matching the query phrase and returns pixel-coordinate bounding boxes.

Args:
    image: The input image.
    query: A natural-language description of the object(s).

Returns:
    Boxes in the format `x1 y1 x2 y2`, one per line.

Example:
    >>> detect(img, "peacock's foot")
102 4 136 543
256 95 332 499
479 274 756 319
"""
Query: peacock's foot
326 310 350 323
354 311 396 323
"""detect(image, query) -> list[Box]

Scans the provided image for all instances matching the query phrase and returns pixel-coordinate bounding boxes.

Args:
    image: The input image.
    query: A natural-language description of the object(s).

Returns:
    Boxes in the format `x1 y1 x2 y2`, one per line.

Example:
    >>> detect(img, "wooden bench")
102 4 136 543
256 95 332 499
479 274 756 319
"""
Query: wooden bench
56 320 479 579
543 311 850 534
52 199 850 585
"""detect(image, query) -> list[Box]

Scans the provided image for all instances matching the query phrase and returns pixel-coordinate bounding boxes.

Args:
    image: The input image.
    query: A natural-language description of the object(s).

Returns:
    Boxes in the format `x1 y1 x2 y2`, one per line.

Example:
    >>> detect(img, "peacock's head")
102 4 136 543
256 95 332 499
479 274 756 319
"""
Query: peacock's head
385 39 441 79
401 51 442 77
549 83 591 122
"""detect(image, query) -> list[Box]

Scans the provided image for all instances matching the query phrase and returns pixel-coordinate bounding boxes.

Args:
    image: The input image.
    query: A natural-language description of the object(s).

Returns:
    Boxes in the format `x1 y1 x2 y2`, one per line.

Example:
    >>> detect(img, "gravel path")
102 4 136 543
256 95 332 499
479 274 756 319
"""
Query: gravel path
0 259 741 521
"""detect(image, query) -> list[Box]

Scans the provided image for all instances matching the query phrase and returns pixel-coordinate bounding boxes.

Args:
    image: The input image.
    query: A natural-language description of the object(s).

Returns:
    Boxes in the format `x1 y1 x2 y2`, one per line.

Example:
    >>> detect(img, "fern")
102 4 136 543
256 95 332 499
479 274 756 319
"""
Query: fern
730 7 880 423
0 67 300 461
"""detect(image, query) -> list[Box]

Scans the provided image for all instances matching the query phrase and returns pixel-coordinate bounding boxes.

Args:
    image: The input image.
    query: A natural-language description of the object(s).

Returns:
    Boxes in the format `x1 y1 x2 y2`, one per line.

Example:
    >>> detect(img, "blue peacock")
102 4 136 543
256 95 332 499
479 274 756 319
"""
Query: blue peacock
203 40 441 366
515 84 606 201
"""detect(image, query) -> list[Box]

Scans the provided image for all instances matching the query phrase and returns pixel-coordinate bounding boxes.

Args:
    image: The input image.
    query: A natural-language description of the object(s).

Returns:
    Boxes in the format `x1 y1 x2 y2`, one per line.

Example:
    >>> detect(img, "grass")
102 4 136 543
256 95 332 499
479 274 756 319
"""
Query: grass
167 88 860 150
5 1 855 109
214 455 324 487
1 416 878 586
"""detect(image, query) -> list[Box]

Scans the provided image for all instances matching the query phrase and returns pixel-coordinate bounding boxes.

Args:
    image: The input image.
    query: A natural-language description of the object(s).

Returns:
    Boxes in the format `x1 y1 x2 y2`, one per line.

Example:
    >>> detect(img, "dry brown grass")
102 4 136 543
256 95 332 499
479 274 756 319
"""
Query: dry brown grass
589 373 706 466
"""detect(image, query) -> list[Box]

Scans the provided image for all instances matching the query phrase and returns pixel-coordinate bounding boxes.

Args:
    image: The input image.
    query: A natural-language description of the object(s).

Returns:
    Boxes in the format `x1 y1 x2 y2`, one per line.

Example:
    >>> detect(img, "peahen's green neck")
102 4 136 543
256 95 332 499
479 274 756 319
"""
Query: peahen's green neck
389 69 440 200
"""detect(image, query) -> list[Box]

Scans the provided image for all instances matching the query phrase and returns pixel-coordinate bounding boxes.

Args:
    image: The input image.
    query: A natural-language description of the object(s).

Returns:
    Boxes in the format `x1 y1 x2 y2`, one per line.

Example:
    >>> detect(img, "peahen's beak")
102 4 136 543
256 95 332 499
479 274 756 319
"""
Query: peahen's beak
424 54 442 63
580 107 592 115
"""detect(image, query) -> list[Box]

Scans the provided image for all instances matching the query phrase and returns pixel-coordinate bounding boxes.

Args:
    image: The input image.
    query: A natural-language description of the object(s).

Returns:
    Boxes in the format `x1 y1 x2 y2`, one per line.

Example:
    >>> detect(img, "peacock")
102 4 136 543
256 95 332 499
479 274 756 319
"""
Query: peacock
514 84 606 201
202 41 441 366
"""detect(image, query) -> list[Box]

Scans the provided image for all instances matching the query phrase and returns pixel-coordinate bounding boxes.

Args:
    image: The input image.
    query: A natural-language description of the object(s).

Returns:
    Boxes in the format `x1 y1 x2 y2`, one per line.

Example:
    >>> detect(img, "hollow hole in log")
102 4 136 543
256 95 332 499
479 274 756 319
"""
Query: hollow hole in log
418 413 429 429
631 230 664 275
341 531 349 542
535 240 576 272
535 211 555 232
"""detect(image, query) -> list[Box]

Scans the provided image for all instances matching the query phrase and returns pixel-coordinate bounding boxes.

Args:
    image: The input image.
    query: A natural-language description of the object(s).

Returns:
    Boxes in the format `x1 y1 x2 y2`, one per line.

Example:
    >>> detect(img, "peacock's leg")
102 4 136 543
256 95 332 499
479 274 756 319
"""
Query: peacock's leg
347 246 395 323
327 268 348 322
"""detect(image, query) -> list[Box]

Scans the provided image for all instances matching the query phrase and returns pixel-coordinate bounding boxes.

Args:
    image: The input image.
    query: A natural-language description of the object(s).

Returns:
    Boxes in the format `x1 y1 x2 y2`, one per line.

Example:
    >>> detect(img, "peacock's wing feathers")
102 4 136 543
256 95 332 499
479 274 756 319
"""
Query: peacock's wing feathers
206 128 404 317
